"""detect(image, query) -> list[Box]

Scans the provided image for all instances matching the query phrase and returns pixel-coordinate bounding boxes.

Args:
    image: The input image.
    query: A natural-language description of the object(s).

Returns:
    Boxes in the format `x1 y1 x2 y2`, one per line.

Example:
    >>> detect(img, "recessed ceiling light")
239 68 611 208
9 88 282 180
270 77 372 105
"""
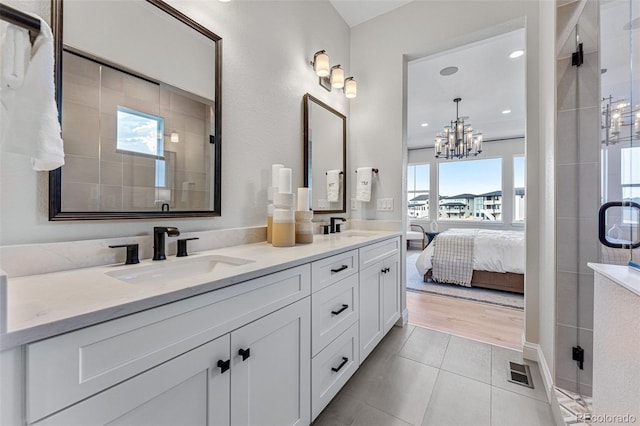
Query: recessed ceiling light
439 66 458 76
502 109 512 115
421 123 429 127
509 50 524 59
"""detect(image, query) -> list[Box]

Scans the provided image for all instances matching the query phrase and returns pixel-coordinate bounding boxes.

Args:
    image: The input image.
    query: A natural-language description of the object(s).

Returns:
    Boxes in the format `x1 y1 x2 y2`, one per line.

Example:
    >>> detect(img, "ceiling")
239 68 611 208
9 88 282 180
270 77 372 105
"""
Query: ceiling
407 29 526 149
328 0 412 27
328 1 526 150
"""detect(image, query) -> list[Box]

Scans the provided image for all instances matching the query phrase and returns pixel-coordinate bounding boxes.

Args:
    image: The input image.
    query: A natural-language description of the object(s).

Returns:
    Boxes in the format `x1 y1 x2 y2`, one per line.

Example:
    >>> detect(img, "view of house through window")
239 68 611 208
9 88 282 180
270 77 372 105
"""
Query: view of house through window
438 158 502 221
514 156 525 221
407 164 429 218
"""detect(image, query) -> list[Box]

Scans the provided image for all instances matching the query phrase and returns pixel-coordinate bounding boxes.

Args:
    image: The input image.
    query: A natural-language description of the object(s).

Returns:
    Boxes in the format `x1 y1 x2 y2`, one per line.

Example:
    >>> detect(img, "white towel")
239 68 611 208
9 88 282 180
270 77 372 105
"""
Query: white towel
326 170 341 202
356 167 373 202
0 17 64 171
1 25 30 89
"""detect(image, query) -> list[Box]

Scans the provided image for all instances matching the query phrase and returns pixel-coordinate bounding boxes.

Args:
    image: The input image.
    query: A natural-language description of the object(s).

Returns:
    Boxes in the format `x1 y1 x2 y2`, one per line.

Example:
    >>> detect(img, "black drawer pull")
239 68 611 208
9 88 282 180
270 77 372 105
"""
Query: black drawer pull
217 359 230 374
331 304 349 316
331 357 349 372
238 348 250 361
331 265 349 273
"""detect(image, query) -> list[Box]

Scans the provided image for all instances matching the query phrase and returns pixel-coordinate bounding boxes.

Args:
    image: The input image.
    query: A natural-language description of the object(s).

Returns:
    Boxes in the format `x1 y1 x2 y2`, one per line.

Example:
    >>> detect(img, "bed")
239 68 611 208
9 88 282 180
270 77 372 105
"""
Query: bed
415 228 525 294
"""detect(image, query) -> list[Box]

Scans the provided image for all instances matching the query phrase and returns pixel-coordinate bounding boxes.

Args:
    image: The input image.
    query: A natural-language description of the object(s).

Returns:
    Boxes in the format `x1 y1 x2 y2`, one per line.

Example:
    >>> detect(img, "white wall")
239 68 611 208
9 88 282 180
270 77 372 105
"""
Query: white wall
347 0 555 368
0 0 350 245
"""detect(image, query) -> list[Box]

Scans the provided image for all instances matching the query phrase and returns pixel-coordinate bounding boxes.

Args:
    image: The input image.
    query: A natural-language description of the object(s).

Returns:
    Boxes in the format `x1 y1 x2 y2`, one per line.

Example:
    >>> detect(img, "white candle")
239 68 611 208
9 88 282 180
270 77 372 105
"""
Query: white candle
278 168 292 194
271 164 284 187
297 188 310 211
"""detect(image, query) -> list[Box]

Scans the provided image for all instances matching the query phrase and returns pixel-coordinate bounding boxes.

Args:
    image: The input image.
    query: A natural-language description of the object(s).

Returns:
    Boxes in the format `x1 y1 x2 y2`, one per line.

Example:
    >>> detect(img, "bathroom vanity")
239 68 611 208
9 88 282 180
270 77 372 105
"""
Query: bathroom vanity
589 263 640 423
0 231 402 425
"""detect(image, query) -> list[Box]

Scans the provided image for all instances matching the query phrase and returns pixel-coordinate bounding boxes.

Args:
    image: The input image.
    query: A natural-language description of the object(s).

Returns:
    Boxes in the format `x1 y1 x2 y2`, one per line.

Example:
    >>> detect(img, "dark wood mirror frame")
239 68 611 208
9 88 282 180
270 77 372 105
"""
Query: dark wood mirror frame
303 93 347 214
49 0 222 220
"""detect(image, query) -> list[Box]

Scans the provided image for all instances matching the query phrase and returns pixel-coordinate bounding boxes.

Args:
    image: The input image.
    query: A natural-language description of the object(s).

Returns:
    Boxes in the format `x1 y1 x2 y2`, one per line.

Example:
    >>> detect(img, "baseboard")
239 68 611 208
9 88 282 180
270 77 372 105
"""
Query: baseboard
524 342 564 426
396 308 409 327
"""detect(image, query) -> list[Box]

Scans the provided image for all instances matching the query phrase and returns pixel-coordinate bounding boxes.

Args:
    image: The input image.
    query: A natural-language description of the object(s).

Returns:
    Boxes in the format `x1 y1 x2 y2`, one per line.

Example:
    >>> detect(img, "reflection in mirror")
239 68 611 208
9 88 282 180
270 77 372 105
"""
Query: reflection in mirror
599 0 640 254
50 0 221 220
303 94 346 213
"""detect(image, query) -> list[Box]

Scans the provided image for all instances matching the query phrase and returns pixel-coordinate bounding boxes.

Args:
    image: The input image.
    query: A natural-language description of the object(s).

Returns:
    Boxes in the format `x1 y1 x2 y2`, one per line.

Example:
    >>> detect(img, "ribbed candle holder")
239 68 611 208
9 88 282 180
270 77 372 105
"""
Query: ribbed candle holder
295 211 314 244
272 208 295 247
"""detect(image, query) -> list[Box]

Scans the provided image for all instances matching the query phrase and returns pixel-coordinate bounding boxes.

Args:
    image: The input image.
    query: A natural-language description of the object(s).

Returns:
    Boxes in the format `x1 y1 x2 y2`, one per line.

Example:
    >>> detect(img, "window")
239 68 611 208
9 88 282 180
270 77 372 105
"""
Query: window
514 156 526 221
438 158 502 221
116 106 165 158
407 164 429 219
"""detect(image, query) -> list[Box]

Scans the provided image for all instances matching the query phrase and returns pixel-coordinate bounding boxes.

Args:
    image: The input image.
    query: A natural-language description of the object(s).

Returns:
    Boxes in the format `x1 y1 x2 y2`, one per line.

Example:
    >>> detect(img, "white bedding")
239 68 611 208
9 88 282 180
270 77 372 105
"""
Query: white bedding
415 228 525 276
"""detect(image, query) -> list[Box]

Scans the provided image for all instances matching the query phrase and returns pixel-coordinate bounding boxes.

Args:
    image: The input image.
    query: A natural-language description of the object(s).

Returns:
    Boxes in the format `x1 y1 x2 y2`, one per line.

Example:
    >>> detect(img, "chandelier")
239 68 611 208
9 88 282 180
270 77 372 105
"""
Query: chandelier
601 95 640 146
435 98 482 159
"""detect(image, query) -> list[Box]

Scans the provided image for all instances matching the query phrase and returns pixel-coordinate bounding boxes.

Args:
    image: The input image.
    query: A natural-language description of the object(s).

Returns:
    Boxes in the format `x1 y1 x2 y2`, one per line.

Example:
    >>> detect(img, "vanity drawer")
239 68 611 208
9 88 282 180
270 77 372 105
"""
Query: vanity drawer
359 237 400 270
311 249 358 293
311 273 358 356
26 264 311 423
311 321 359 421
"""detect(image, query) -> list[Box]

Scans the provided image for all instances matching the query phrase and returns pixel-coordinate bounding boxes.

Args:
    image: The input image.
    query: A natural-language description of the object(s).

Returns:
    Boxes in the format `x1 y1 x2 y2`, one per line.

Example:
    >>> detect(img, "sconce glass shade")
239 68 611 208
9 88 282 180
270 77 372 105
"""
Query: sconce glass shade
313 51 330 77
331 65 344 89
170 132 180 143
344 77 357 98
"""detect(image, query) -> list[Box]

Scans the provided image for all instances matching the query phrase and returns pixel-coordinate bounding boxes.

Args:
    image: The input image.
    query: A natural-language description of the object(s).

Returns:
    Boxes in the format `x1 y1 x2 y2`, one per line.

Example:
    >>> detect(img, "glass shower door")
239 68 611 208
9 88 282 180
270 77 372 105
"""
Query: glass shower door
599 0 640 266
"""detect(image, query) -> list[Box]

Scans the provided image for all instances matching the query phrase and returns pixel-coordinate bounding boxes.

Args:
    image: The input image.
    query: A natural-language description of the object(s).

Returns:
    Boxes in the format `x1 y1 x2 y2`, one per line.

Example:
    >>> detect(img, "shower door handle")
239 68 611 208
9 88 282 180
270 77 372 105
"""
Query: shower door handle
598 201 640 249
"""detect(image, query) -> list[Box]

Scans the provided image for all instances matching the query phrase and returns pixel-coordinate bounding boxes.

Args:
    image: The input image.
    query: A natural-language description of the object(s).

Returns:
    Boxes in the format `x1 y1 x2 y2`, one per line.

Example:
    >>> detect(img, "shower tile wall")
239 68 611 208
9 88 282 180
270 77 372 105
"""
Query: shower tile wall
555 0 600 397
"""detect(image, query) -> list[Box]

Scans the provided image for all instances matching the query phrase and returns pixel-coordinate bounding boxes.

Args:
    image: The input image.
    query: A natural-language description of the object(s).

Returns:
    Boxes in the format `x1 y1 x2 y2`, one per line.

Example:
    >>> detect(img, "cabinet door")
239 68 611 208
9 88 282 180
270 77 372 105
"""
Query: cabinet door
359 261 383 363
34 335 231 426
381 253 401 335
230 298 310 426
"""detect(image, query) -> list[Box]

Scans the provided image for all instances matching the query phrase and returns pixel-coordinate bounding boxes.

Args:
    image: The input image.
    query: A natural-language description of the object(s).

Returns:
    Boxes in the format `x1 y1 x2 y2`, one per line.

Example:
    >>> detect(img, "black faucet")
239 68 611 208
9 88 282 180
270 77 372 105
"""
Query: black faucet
153 226 180 260
329 217 346 233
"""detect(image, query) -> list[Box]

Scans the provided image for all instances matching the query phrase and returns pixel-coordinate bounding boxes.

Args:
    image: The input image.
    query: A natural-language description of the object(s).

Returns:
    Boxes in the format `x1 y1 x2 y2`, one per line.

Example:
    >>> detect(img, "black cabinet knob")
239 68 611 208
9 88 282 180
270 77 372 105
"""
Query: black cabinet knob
331 357 349 372
331 265 348 273
217 359 230 374
238 348 251 361
331 304 349 316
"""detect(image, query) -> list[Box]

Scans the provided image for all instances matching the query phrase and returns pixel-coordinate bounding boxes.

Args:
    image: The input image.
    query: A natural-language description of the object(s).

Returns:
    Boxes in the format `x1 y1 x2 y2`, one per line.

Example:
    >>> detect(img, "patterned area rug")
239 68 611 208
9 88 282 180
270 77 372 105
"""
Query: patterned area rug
406 251 524 310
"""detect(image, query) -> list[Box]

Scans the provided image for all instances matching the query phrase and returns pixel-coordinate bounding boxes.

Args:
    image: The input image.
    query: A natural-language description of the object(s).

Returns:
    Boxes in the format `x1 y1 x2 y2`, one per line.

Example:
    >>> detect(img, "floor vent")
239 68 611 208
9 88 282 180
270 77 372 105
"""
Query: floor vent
507 362 534 388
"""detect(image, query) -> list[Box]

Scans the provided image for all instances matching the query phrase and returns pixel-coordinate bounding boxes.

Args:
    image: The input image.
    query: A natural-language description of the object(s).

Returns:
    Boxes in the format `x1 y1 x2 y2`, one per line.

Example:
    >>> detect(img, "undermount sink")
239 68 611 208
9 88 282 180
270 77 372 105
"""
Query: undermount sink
106 254 255 284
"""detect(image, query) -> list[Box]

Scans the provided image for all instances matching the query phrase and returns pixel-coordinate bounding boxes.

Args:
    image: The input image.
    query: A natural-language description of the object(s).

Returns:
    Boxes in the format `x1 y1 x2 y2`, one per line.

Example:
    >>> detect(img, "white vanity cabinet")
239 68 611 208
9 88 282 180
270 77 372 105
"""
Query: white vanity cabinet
34 298 311 426
26 265 311 425
2 233 402 426
358 238 401 362
34 334 232 426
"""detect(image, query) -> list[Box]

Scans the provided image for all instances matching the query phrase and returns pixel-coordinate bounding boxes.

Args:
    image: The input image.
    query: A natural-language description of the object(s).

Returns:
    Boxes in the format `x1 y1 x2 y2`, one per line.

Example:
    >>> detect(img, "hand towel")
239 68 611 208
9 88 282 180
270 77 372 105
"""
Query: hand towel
326 170 341 202
356 167 373 202
1 25 30 89
0 17 65 171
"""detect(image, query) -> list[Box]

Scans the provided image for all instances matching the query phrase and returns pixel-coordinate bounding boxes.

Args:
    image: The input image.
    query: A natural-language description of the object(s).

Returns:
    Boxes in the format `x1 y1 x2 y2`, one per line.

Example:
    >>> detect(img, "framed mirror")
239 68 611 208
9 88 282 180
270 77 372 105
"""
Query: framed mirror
303 94 346 213
49 0 222 220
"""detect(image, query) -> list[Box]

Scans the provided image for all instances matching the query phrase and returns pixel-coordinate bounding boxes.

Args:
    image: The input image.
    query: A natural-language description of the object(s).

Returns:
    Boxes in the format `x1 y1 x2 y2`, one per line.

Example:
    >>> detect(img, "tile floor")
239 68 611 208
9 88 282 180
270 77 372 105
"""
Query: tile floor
556 387 593 425
313 325 556 426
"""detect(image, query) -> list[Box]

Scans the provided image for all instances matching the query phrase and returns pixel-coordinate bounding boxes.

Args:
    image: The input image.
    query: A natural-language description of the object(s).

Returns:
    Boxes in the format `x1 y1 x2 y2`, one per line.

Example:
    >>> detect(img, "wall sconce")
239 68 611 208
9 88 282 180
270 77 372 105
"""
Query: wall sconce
310 50 357 98
344 77 357 98
312 50 330 77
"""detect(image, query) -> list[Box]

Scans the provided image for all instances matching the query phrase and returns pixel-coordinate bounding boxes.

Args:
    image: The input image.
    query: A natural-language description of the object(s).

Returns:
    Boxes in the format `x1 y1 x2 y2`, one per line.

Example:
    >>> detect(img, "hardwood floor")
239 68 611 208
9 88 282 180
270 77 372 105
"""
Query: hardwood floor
406 290 524 351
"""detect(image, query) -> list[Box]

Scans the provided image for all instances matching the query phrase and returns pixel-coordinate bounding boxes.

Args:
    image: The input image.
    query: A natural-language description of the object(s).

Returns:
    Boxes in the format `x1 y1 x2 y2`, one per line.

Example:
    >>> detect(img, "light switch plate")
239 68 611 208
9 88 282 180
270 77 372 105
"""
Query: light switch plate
351 199 358 210
377 198 394 211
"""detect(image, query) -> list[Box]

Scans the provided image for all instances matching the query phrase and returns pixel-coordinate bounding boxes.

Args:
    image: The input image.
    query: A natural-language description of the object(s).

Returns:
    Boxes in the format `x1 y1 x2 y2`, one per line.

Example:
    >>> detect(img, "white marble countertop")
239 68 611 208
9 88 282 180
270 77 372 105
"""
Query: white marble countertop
0 231 400 349
588 262 640 297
